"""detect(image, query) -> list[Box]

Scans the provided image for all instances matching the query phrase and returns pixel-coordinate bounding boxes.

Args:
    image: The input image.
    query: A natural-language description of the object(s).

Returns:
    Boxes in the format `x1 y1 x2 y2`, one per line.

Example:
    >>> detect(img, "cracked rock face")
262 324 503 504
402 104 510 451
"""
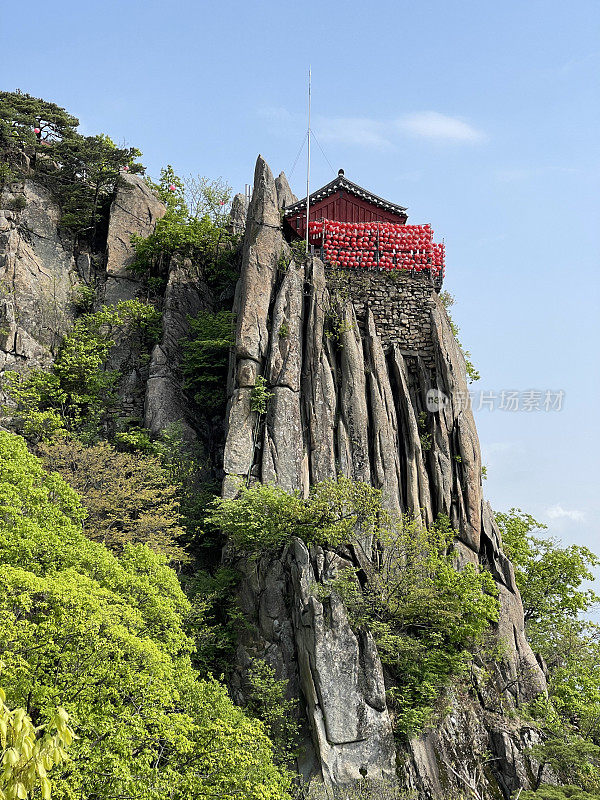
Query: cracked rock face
223 155 547 798
103 172 166 305
144 255 213 444
0 181 78 396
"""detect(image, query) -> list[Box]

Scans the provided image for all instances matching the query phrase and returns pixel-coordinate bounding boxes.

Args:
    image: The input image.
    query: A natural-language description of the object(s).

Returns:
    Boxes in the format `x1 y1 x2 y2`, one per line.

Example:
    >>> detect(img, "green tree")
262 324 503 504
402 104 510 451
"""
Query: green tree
38 437 187 561
207 476 382 553
0 431 291 800
246 660 299 768
181 311 233 413
0 91 143 242
326 513 498 736
50 133 142 239
495 509 599 627
209 480 498 737
131 167 238 292
496 509 600 789
0 91 78 163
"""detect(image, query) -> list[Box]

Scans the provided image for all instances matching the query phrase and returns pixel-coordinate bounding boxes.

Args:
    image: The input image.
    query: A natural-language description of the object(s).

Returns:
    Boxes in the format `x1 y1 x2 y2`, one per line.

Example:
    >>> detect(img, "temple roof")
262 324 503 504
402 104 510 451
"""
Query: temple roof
283 169 408 217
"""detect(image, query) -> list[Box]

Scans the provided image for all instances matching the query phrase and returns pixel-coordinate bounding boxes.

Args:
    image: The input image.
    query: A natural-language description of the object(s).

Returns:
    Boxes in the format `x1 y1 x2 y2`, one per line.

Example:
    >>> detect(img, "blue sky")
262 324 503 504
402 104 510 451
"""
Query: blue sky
2 0 599 574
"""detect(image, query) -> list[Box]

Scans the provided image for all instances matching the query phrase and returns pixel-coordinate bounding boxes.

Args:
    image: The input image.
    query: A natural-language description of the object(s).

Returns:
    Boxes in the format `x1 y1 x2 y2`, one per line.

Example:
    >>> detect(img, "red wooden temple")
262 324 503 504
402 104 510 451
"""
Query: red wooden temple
283 169 445 282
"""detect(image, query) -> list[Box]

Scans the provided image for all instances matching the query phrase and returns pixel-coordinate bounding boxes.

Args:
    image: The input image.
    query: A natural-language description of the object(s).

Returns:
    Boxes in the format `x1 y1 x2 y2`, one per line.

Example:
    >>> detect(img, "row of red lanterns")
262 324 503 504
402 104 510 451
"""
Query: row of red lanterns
322 247 444 276
308 218 445 277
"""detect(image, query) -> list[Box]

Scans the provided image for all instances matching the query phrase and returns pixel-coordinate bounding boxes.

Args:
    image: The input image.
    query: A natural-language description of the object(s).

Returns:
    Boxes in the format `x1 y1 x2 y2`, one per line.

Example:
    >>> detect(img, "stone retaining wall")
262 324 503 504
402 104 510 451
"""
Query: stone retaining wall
326 267 438 366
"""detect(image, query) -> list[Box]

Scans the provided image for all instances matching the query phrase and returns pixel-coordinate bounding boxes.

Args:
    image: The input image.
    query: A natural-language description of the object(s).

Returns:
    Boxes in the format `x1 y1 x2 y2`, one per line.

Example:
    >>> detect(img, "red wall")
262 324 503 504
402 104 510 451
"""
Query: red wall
286 190 407 239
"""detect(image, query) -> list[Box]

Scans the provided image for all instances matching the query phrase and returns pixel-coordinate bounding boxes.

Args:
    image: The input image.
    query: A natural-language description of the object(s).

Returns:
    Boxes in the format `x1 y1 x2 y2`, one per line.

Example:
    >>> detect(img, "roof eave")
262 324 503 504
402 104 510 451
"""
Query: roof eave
283 176 407 217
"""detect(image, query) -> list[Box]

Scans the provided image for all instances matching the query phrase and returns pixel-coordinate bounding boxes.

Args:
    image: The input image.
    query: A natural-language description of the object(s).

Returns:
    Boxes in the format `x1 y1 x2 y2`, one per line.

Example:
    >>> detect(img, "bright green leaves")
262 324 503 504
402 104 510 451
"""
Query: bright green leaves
207 476 382 553
0 674 74 800
209 478 498 739
249 375 273 415
131 168 238 294
0 431 292 799
323 513 498 737
496 508 600 626
497 508 600 789
4 300 161 442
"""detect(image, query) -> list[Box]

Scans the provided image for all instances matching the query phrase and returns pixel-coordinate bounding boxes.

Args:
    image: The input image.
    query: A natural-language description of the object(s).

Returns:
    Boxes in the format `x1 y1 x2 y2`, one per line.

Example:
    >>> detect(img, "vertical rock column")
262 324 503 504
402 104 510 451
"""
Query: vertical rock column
222 156 289 497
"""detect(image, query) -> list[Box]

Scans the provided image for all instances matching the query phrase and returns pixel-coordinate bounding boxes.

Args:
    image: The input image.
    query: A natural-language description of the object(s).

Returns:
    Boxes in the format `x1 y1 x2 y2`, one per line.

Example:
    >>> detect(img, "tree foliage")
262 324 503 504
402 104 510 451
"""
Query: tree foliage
0 431 291 800
38 437 187 561
496 508 600 789
4 300 161 441
326 514 498 736
131 166 238 292
522 786 600 800
181 311 233 413
207 477 382 554
210 480 498 737
0 684 74 800
496 509 599 626
245 660 299 768
0 91 143 242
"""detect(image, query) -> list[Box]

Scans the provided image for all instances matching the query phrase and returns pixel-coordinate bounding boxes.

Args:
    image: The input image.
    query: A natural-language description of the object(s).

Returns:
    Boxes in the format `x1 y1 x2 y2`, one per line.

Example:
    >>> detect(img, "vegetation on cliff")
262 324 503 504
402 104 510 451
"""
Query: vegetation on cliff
497 510 600 791
210 480 499 737
2 92 599 799
130 165 238 294
0 90 143 245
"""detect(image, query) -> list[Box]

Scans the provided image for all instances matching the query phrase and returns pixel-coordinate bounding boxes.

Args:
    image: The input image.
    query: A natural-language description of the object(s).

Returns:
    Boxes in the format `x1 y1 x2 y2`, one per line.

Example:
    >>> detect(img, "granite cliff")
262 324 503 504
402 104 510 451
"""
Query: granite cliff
0 155 550 798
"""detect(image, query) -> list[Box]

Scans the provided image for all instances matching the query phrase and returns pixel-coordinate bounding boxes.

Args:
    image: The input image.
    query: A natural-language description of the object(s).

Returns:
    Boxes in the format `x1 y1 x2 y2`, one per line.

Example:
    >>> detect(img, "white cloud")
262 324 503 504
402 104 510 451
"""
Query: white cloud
258 106 486 149
546 504 586 523
396 111 485 143
317 116 391 151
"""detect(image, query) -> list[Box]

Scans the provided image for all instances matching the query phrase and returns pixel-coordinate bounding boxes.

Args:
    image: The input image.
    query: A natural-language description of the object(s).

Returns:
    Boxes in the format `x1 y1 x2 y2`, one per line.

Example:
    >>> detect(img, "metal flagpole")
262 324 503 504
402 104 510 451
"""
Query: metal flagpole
305 67 311 254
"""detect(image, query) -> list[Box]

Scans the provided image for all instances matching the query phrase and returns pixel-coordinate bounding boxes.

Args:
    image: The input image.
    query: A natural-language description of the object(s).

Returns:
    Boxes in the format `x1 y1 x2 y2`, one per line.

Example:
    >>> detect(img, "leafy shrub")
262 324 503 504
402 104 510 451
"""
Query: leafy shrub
323 513 498 737
0 685 74 800
250 375 273 414
4 300 161 441
522 786 600 800
210 480 498 738
246 660 299 768
131 167 238 293
207 476 381 554
71 283 95 312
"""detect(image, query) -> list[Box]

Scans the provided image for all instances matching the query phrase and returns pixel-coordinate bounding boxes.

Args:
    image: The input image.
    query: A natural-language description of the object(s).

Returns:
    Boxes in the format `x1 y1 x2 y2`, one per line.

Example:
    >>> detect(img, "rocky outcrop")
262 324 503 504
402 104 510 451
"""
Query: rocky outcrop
0 180 78 395
229 538 396 787
230 193 249 236
144 255 213 442
275 171 297 209
222 155 547 798
103 172 166 305
222 156 291 497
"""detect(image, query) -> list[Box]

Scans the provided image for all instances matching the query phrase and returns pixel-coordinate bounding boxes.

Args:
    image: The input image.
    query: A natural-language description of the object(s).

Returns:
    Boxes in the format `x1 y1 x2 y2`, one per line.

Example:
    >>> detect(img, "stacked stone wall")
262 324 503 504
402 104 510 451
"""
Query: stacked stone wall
326 267 438 366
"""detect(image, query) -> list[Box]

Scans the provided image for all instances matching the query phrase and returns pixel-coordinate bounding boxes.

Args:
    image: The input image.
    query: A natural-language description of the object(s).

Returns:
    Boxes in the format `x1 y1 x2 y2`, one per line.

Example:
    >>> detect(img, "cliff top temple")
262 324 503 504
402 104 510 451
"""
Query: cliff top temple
283 169 445 283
